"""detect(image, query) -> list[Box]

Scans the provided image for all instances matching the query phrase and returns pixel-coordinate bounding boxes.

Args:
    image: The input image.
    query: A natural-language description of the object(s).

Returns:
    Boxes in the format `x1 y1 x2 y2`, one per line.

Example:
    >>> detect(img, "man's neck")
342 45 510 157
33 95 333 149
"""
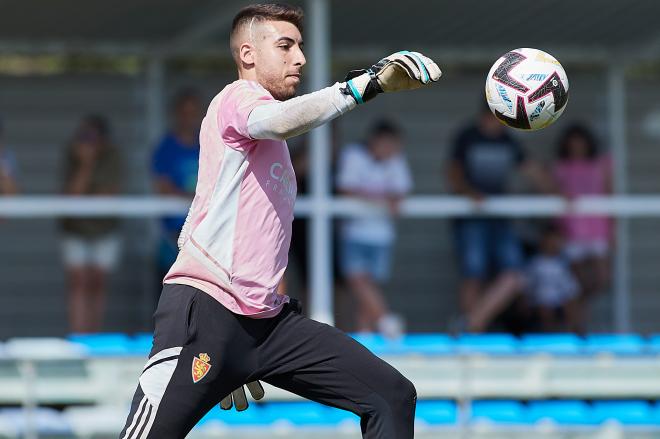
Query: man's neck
238 68 258 82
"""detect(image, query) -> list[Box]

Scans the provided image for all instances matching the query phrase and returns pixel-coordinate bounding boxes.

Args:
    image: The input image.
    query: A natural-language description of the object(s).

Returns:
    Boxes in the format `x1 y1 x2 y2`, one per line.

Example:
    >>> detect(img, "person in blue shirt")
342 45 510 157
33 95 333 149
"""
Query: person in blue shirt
152 89 203 283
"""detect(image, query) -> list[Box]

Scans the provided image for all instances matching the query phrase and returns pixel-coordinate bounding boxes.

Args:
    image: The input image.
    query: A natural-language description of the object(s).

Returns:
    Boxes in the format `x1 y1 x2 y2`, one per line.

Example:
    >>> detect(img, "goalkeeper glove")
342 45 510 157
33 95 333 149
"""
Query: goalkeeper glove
342 50 441 104
220 381 265 412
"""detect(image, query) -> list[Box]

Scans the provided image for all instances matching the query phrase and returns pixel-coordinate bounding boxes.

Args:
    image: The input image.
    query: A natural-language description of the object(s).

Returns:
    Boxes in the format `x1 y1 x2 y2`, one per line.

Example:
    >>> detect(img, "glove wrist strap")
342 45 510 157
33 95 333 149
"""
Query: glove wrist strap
341 69 382 104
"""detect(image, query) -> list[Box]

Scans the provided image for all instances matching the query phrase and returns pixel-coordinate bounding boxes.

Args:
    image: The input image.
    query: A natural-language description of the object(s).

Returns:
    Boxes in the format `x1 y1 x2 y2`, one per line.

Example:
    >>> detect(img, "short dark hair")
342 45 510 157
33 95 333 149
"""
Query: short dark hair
369 119 402 138
231 3 304 38
557 123 598 160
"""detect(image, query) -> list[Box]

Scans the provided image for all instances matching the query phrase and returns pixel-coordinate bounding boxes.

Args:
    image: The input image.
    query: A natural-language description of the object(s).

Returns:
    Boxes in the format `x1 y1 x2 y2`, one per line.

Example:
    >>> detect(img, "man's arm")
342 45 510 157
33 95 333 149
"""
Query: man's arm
247 83 355 140
248 51 441 141
447 160 484 202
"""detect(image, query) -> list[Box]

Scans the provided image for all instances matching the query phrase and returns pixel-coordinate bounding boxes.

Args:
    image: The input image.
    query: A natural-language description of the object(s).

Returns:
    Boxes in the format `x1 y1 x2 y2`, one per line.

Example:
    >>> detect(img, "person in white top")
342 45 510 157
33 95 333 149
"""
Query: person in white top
337 120 412 338
120 4 441 438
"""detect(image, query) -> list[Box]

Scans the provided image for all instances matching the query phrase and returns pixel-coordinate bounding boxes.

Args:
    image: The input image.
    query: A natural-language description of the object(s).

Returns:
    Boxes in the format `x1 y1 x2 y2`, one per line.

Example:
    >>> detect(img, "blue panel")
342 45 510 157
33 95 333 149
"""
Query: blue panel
527 400 597 425
1 407 72 435
350 333 389 355
520 334 584 355
646 335 660 353
584 334 645 355
416 401 457 425
262 402 356 426
401 334 456 355
456 334 519 355
129 333 154 356
68 333 132 356
198 404 269 426
471 400 528 424
592 401 653 425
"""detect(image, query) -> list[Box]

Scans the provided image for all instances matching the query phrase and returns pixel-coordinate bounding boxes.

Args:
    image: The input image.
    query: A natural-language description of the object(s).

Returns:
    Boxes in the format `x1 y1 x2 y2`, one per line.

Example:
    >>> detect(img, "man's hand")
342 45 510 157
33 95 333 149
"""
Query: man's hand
342 51 441 104
220 381 265 412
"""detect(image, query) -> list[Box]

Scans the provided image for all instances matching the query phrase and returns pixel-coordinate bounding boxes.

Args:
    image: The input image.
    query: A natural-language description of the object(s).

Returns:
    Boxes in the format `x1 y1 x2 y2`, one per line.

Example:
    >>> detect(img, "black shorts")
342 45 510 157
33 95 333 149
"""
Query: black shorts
119 284 416 439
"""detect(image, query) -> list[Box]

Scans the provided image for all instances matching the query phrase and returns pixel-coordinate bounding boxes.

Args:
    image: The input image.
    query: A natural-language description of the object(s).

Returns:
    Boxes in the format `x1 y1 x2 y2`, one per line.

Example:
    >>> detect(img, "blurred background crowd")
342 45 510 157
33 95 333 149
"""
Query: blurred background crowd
1 0 659 342
0 87 623 339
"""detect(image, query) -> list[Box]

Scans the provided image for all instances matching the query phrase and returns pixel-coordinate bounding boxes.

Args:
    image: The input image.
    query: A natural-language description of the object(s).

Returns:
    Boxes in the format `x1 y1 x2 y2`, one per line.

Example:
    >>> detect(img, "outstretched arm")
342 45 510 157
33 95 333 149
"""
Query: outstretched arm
247 82 355 140
247 51 441 141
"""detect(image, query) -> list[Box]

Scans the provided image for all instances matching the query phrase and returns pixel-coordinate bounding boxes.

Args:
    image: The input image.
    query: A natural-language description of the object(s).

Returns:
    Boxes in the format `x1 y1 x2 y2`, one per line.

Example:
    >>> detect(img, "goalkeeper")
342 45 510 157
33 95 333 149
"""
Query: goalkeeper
120 3 440 439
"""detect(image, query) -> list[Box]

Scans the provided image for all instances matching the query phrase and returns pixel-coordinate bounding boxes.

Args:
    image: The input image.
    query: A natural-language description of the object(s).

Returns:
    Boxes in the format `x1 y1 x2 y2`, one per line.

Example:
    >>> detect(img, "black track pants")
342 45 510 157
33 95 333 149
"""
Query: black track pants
119 284 416 438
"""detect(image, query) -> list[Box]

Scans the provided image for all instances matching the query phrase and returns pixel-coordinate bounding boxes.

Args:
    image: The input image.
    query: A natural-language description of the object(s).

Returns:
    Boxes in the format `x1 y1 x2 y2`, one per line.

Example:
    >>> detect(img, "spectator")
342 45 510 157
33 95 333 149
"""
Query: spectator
60 115 123 333
0 118 19 195
336 120 412 339
447 103 553 333
152 89 202 283
525 224 580 332
553 123 612 331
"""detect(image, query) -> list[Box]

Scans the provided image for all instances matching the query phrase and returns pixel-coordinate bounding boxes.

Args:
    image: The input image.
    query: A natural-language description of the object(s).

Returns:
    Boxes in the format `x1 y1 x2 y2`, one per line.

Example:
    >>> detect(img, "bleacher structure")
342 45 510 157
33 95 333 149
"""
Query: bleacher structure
1 333 660 438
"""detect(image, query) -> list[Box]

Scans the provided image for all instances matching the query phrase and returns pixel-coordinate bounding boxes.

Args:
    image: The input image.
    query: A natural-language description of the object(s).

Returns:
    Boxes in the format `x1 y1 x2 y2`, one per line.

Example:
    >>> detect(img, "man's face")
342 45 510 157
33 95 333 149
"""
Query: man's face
252 20 306 100
369 134 401 161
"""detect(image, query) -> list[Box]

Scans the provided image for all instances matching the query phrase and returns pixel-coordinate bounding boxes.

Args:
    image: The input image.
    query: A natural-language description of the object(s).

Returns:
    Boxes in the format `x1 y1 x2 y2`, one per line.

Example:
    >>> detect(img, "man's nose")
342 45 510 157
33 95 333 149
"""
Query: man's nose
294 46 306 67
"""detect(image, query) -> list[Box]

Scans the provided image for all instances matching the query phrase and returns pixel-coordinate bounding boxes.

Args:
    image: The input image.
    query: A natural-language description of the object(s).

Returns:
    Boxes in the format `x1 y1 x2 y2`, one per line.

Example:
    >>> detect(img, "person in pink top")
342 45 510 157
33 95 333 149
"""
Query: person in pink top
553 123 612 330
120 4 441 438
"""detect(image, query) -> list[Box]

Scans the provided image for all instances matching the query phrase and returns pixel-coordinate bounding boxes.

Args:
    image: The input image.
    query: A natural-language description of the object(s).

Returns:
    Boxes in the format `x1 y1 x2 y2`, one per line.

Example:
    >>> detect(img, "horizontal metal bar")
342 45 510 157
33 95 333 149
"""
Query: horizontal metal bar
2 195 660 218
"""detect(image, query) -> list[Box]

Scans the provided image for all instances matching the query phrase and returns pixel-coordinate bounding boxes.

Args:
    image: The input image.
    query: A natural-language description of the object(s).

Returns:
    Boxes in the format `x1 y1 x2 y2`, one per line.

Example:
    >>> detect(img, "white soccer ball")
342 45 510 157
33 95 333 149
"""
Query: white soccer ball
485 48 569 131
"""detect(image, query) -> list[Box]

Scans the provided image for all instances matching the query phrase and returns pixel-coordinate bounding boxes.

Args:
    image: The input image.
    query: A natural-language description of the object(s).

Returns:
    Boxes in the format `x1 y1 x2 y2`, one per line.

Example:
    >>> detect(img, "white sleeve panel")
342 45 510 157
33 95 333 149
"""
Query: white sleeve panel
247 82 356 141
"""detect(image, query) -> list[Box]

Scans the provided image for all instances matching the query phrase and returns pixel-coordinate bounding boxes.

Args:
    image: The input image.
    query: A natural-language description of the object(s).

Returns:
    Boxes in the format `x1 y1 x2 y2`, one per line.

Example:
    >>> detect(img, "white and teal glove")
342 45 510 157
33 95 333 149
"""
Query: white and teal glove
220 381 265 412
342 50 441 104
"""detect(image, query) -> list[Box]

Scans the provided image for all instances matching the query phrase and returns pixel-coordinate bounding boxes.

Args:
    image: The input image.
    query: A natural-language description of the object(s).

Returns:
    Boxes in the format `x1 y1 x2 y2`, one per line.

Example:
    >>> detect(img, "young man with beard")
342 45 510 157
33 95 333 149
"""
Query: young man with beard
120 4 440 438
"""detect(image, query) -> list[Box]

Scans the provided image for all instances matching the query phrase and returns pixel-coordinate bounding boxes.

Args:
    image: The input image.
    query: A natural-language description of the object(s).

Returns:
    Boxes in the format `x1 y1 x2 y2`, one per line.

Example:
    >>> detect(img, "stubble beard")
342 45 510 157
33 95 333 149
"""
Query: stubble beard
258 73 297 101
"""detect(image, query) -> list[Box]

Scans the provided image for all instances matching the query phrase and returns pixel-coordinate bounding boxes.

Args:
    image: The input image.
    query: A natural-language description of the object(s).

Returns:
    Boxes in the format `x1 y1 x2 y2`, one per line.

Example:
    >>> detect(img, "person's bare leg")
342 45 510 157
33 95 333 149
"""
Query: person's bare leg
88 266 107 333
67 267 89 333
468 271 522 333
460 279 482 315
347 274 388 329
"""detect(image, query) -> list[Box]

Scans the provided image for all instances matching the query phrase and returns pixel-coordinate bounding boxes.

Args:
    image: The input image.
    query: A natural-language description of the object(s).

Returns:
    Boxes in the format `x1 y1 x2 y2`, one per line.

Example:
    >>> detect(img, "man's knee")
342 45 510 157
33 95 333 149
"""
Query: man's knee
398 376 417 408
383 374 417 415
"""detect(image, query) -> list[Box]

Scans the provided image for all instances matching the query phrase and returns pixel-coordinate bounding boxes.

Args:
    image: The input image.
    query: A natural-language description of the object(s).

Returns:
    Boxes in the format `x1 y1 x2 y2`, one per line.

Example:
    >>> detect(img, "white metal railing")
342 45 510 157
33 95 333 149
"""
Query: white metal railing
2 194 659 332
3 195 660 217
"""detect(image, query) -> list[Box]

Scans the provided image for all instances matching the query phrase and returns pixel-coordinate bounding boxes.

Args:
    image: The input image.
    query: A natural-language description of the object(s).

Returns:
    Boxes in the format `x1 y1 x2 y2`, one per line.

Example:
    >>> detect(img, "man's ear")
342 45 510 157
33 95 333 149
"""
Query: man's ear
239 43 255 67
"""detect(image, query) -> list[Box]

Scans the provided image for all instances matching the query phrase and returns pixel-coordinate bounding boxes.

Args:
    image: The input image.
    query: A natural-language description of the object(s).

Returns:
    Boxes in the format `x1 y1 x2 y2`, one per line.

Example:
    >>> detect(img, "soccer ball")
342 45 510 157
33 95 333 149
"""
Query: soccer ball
485 48 569 131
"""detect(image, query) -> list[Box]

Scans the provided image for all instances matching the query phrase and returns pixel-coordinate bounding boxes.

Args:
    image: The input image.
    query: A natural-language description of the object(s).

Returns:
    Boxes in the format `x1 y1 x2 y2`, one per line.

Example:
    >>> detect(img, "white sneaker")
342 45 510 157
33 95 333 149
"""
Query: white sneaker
377 314 405 340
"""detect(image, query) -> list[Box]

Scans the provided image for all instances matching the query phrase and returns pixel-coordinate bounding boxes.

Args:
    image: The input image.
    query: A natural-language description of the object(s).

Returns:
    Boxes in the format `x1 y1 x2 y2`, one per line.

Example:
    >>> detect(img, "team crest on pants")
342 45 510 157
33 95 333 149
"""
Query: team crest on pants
192 353 211 383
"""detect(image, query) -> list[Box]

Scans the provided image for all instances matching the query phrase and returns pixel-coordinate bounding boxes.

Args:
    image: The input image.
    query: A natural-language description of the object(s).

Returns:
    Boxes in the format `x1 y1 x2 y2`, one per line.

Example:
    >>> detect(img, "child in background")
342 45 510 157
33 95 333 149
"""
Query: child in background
336 120 412 339
525 224 579 332
553 124 612 330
